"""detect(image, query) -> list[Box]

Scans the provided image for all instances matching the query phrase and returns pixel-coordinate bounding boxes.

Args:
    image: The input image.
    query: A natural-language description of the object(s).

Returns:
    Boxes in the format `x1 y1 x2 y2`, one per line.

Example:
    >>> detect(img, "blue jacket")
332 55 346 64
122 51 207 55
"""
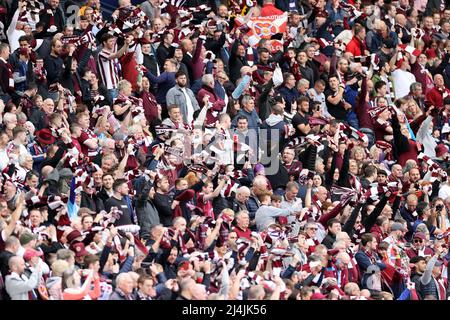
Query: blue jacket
231 108 261 131
278 85 300 111
354 250 387 273
368 31 399 53
145 71 176 106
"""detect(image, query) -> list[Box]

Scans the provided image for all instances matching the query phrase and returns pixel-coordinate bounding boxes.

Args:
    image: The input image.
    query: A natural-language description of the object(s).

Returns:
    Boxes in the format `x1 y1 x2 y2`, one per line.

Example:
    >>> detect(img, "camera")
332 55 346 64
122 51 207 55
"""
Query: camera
436 204 444 211
141 261 153 268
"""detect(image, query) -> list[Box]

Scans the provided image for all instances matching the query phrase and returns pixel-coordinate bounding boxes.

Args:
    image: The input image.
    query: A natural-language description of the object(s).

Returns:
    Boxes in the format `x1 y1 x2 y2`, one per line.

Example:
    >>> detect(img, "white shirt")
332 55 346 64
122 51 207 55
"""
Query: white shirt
7 10 26 53
0 148 9 171
180 87 194 124
438 183 450 201
392 69 416 99
98 46 119 90
307 88 329 117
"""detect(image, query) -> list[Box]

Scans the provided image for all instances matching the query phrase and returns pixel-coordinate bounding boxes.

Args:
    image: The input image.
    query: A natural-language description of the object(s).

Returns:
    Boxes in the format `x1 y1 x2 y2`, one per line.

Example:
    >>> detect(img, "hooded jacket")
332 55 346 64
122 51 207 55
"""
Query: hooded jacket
134 177 160 241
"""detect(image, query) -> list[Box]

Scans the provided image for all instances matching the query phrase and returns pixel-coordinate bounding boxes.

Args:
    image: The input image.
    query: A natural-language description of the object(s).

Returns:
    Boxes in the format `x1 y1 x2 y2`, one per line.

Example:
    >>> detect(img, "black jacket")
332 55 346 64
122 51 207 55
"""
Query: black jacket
39 5 65 37
44 54 64 85
80 191 105 213
153 192 173 227
156 44 174 69
29 108 48 131
60 49 92 95
228 39 248 84
321 233 336 249
134 178 160 240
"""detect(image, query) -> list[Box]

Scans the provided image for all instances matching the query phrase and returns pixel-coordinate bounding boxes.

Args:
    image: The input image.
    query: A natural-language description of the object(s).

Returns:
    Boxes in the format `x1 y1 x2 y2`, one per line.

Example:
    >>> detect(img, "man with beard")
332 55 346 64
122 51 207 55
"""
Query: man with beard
292 96 311 138
402 167 421 193
40 0 65 37
43 39 64 90
166 71 200 125
382 222 409 270
105 178 136 226
153 176 174 227
98 173 114 205
409 255 427 289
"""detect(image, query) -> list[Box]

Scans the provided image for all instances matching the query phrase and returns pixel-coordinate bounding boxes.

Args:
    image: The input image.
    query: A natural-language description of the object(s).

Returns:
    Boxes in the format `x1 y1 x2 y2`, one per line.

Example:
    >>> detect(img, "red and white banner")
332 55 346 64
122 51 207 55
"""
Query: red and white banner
235 12 288 49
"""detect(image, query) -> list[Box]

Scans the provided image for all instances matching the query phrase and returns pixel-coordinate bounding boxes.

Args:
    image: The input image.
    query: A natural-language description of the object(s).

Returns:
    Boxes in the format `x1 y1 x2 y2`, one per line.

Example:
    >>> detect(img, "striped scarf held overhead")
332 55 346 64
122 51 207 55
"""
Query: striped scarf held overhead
418 153 448 182
246 47 254 67
61 31 96 50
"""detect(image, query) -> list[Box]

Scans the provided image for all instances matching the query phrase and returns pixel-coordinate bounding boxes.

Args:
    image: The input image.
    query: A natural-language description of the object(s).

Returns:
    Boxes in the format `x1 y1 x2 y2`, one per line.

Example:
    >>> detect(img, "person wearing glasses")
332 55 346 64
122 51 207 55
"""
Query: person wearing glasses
405 232 434 259
304 222 321 254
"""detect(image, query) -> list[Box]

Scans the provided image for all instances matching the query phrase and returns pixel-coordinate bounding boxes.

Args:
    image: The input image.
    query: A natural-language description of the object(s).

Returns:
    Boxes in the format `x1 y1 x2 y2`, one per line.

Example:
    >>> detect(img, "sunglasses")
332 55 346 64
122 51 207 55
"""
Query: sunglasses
413 239 423 243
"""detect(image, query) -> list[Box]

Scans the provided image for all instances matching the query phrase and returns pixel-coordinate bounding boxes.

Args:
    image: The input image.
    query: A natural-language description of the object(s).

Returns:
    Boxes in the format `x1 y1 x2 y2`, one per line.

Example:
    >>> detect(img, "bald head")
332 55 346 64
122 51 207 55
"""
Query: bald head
395 13 406 25
9 255 25 274
41 166 55 180
248 284 265 300
190 284 207 300
179 278 196 298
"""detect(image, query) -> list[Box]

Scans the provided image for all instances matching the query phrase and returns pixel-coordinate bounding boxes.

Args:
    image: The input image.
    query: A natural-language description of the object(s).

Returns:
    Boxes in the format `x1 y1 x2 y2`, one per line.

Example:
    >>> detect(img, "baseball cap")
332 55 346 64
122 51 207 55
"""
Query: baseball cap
19 232 38 246
413 232 426 241
23 248 44 261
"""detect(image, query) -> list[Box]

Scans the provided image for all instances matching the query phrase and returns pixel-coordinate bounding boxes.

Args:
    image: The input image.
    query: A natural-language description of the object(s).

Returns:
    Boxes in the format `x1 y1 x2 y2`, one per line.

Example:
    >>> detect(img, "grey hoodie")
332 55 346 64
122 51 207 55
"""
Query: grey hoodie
264 114 284 127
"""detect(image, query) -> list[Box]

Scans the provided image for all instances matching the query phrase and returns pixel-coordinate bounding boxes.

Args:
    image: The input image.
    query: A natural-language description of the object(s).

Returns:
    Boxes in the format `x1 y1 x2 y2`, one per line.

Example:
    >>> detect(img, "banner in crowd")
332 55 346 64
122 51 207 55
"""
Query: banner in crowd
235 12 288 51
